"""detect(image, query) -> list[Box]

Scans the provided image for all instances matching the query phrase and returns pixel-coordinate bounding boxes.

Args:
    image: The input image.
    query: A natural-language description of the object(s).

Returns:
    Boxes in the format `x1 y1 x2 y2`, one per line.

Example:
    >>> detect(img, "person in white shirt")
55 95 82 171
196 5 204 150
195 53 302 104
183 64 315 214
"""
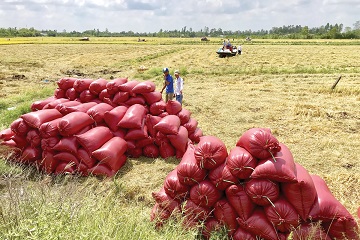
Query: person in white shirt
174 70 184 105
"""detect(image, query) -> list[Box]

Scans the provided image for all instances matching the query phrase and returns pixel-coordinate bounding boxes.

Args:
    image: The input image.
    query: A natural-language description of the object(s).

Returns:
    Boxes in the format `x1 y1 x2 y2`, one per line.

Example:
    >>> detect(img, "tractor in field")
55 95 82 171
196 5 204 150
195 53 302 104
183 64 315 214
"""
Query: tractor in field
216 46 238 58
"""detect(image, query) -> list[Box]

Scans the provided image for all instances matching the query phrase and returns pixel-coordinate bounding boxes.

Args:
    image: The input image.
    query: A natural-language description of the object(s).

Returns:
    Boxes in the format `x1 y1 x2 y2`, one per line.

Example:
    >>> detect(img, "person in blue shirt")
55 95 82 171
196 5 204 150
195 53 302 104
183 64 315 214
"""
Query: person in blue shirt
160 67 174 102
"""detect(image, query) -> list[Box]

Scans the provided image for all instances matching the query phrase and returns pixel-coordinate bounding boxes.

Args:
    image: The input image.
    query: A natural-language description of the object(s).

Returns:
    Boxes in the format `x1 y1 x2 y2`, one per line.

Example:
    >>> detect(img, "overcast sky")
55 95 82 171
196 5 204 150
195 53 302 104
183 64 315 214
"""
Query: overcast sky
0 0 359 33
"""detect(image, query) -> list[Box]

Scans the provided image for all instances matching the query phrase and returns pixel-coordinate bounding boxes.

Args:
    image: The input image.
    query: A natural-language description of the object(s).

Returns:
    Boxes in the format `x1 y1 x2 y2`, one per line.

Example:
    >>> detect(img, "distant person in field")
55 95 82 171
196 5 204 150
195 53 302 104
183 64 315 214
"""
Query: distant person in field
222 40 226 50
160 67 174 102
227 39 233 51
238 45 242 55
174 70 184 105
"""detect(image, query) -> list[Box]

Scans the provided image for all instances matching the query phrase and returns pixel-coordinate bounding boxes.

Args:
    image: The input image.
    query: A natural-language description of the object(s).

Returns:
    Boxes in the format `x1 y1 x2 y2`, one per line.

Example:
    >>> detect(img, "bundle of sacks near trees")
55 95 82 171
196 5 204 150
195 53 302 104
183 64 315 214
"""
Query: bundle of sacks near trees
151 129 359 240
0 77 358 239
0 77 202 176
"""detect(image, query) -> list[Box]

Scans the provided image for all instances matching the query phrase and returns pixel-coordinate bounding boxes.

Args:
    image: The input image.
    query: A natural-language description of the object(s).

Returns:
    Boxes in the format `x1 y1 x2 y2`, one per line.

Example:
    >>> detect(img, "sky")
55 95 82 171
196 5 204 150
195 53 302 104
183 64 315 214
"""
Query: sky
0 0 359 33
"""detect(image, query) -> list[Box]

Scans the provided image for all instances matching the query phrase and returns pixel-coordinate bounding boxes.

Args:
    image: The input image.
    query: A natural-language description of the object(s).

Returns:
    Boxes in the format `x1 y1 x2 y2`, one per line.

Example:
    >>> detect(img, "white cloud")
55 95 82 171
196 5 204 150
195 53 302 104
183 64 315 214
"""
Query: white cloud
0 0 358 32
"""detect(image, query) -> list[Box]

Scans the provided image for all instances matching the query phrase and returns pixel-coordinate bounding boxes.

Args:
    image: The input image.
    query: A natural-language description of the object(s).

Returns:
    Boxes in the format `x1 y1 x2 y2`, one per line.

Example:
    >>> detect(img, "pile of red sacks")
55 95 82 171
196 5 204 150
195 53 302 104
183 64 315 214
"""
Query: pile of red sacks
0 77 203 176
151 128 359 240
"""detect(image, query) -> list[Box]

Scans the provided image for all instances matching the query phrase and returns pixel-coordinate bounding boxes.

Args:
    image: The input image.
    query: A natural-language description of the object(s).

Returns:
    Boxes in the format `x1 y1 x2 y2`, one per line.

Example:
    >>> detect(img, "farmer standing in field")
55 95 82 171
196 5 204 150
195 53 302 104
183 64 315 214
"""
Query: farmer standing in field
174 70 184 105
160 67 174 102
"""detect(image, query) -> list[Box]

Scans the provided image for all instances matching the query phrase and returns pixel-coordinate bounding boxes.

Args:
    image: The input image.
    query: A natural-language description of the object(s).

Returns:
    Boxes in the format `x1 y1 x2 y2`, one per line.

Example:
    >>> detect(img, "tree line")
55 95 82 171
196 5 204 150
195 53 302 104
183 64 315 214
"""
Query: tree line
1 21 360 39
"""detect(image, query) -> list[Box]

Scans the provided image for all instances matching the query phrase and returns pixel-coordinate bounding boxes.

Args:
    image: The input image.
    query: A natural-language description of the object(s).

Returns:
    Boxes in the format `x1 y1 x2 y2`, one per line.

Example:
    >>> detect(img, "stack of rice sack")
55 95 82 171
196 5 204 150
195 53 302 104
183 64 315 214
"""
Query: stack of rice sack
151 128 359 240
0 77 203 176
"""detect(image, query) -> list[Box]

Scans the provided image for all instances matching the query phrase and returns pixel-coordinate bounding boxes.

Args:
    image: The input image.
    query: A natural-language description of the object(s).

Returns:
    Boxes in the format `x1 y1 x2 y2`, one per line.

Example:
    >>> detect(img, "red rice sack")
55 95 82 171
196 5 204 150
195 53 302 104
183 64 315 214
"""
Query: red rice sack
21 109 62 129
79 90 97 102
54 162 75 175
52 136 79 154
10 118 30 136
98 89 112 101
118 80 139 93
86 103 114 124
158 112 169 118
226 184 255 221
21 146 41 163
53 152 79 166
226 146 257 179
127 147 142 158
251 143 297 183
188 128 203 144
154 115 181 135
112 129 126 139
167 126 188 152
142 144 159 158
208 163 238 190
202 218 221 240
124 125 148 140
54 88 66 99
0 140 17 148
40 137 60 152
264 197 300 233
152 187 181 214
43 98 69 109
65 102 97 113
112 91 130 104
40 151 59 174
150 203 172 229
140 91 162 105
309 174 354 220
183 199 211 222
213 198 239 235
11 135 28 149
245 178 280 206
26 129 41 148
146 114 161 137
65 88 79 101
183 118 198 133
232 228 256 240
190 180 222 208
73 78 93 92
175 148 185 159
236 208 279 240
136 136 154 148
281 163 317 221
117 104 147 129
154 131 169 146
89 78 108 95
194 136 228 170
39 118 62 138
177 108 191 125
165 100 182 115
131 80 155 94
92 137 127 170
103 106 128 132
88 164 114 177
149 100 166 115
76 126 113 154
177 143 207 186
292 223 331 240
57 112 94 137
106 77 128 95
55 101 82 115
57 77 77 90
159 141 176 159
76 148 97 168
31 96 56 111
236 128 281 160
322 217 359 240
163 169 189 200
124 95 146 106
0 128 14 141
309 175 358 239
